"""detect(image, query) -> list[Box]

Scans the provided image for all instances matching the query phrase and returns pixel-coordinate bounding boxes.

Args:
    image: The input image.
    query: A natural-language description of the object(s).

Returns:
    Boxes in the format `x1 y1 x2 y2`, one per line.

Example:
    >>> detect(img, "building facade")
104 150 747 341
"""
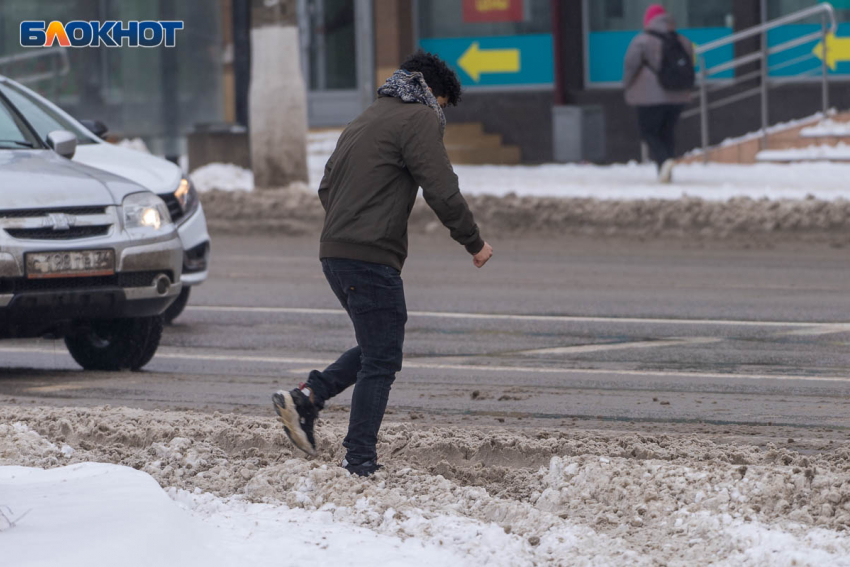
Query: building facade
1 0 848 164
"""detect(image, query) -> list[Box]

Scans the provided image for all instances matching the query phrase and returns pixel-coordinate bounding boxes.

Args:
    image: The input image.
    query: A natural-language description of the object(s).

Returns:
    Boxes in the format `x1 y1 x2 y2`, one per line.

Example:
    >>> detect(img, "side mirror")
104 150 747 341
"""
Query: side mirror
79 119 108 139
47 130 77 159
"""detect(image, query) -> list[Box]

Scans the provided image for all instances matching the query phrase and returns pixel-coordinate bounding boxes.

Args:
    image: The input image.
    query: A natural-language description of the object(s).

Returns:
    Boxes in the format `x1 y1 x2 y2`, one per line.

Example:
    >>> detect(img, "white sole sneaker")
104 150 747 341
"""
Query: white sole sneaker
659 159 675 184
272 390 317 456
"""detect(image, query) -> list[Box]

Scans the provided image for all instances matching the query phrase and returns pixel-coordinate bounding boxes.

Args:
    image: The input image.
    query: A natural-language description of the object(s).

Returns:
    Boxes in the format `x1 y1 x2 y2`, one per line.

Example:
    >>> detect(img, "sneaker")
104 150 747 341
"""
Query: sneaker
659 159 675 184
342 458 383 477
272 388 318 456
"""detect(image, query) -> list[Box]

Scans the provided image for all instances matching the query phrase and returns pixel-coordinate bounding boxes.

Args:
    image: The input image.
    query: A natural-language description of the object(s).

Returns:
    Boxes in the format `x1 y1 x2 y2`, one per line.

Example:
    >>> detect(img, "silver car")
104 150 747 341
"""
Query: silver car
0 75 210 324
0 88 182 370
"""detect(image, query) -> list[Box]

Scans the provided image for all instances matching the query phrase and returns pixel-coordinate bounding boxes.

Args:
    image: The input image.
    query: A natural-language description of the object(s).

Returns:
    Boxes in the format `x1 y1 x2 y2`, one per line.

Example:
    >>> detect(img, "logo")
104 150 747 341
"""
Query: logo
20 20 183 48
44 213 76 231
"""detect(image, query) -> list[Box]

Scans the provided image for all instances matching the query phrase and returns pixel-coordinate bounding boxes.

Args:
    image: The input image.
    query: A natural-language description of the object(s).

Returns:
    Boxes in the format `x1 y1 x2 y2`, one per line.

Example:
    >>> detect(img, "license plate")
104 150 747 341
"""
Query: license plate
26 250 115 279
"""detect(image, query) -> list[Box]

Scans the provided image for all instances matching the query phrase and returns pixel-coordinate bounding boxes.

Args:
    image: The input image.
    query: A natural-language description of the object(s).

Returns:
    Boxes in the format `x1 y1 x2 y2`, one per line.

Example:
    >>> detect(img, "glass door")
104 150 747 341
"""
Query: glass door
300 0 373 126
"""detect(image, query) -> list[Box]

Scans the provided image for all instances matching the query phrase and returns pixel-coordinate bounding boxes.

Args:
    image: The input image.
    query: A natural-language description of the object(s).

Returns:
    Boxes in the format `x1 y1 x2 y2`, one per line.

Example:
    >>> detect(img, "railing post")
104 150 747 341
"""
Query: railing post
700 55 709 164
822 12 830 115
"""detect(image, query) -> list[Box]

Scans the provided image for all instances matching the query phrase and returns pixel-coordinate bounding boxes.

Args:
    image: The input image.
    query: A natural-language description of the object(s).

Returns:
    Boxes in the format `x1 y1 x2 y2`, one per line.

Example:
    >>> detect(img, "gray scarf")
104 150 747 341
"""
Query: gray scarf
377 69 446 134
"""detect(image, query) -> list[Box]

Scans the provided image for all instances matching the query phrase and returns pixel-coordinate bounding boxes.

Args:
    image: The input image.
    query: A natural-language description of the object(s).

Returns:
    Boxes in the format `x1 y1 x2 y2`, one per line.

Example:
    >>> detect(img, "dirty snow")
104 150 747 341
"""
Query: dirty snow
3 406 850 566
191 162 255 192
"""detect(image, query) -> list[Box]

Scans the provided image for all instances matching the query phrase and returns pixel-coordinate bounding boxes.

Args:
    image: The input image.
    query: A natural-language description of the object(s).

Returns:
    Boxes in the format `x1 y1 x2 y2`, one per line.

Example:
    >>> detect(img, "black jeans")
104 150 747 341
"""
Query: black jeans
305 258 407 465
636 104 684 169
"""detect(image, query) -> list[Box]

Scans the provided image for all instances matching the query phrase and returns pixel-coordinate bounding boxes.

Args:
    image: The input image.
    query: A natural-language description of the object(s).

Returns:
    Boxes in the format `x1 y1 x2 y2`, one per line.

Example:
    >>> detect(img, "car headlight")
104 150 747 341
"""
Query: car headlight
173 176 199 216
122 192 172 235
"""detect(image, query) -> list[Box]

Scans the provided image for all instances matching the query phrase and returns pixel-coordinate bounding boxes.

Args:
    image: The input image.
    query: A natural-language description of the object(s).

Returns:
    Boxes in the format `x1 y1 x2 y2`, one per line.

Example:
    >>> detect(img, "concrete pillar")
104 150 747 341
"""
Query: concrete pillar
249 0 309 189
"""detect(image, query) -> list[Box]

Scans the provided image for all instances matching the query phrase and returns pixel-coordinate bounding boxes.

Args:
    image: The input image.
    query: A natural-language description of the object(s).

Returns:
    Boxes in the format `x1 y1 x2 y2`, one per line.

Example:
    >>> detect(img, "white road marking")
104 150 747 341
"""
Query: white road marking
515 337 722 356
780 325 850 337
4 346 850 383
186 305 850 329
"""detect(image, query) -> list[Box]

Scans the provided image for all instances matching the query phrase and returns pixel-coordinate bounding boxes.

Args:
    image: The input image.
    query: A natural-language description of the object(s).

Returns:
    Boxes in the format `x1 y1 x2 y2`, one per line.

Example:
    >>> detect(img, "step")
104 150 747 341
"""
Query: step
444 133 503 149
447 145 521 165
444 122 484 138
756 143 850 162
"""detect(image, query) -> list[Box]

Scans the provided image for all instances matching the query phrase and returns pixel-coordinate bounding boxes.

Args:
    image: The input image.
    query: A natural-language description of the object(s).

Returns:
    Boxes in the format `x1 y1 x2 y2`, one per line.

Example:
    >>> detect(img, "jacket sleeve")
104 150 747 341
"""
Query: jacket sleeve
622 36 644 88
400 110 485 255
317 154 333 212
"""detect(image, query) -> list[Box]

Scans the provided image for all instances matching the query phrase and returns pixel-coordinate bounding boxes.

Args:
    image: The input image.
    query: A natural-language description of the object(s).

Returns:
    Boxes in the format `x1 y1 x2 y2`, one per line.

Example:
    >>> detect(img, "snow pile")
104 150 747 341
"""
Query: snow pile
191 162 255 193
684 111 831 156
1 463 230 567
3 405 850 565
800 119 850 138
114 137 151 154
1 462 466 567
758 143 850 162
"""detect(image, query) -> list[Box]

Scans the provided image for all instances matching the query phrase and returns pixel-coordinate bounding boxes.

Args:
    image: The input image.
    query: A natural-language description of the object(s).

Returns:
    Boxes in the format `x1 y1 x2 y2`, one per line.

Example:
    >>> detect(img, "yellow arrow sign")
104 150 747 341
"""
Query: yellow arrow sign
457 42 520 83
812 32 850 71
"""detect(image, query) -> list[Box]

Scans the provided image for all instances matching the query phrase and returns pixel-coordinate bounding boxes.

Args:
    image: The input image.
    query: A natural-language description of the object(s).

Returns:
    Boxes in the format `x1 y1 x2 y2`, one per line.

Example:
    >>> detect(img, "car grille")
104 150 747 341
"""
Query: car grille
159 193 184 224
0 271 173 294
5 226 111 240
0 206 107 218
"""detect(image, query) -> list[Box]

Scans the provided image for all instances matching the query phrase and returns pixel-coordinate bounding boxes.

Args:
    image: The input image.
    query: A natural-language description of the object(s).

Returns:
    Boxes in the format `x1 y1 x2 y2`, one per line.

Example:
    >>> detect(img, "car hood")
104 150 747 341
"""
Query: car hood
0 149 150 210
73 142 183 195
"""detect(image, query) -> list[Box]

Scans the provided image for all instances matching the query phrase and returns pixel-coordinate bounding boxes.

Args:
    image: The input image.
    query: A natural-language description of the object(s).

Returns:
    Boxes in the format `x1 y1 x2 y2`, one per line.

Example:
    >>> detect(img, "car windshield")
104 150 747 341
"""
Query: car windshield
0 81 97 145
0 94 41 150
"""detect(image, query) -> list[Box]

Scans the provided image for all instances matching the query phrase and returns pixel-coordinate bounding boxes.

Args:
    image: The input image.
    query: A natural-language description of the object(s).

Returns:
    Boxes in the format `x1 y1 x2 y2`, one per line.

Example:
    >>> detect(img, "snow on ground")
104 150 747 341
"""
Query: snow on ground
190 162 255 192
191 129 850 202
3 408 850 566
801 119 850 138
757 143 850 162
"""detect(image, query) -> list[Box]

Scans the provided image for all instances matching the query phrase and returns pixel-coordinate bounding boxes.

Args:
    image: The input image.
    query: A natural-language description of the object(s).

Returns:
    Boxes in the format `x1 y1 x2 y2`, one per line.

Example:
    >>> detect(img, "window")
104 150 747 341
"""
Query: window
0 97 40 149
418 0 551 39
589 0 733 31
0 83 96 145
768 0 850 22
586 0 734 85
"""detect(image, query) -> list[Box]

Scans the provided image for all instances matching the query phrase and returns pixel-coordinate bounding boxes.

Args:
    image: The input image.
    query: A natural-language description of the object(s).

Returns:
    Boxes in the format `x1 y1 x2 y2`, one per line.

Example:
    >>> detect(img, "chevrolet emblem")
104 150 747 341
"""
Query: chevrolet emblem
44 213 75 231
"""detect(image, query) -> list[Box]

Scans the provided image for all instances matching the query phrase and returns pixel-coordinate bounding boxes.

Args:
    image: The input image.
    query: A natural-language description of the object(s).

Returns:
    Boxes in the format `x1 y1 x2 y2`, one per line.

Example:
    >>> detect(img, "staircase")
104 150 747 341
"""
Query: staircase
444 123 521 165
680 111 850 165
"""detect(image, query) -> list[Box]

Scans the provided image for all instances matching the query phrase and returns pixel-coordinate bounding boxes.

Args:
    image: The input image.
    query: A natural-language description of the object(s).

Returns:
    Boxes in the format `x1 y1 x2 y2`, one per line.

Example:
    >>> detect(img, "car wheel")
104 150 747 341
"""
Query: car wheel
163 286 191 324
64 316 163 371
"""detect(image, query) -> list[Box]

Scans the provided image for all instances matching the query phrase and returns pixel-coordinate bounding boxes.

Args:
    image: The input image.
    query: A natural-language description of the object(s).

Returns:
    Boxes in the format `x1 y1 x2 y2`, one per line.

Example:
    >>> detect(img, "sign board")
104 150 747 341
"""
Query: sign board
768 23 850 76
462 0 524 23
420 34 553 88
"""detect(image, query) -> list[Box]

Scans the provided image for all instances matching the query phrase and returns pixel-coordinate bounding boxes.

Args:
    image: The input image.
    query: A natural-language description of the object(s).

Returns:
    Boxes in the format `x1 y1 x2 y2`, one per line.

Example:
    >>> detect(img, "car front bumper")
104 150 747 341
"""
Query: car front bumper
175 202 210 287
0 220 183 336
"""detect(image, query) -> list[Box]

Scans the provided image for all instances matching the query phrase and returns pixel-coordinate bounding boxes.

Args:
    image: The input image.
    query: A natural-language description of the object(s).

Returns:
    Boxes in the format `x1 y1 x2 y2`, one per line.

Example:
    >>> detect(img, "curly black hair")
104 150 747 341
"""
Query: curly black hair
400 50 462 106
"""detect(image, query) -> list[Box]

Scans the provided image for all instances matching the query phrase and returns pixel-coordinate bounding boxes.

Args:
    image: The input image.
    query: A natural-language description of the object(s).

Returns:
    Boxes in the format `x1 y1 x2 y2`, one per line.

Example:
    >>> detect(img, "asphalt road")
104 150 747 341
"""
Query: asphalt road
3 233 850 444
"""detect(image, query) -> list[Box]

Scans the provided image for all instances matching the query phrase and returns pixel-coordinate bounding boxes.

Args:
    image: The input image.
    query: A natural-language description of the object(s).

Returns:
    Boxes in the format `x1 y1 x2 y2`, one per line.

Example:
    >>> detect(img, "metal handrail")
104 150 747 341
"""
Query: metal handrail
696 4 836 54
691 3 837 162
0 48 70 88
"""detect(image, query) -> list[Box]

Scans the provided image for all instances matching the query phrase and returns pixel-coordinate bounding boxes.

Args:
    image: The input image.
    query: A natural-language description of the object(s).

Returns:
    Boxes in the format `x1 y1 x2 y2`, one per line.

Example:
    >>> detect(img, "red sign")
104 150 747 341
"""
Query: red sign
462 0 524 23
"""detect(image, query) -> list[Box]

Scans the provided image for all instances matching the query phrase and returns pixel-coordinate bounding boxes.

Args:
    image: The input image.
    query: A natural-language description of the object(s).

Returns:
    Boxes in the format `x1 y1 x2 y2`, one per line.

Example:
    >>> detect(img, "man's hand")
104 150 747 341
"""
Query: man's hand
473 242 493 268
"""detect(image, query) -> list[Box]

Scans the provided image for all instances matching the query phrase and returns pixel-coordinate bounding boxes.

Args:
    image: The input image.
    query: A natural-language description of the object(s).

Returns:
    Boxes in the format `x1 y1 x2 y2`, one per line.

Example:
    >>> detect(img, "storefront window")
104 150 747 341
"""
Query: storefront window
586 0 733 85
768 0 850 21
417 0 554 89
418 0 551 39
0 0 224 155
589 0 733 31
306 0 357 90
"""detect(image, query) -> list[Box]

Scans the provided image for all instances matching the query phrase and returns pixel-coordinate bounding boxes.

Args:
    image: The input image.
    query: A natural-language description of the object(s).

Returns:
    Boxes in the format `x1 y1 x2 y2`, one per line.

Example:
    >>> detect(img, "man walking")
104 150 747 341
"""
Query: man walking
623 4 694 183
273 51 493 477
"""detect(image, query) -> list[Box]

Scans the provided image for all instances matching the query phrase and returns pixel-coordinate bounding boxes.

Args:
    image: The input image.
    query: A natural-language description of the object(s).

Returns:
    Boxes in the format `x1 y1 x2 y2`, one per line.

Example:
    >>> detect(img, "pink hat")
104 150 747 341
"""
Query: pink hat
644 4 667 28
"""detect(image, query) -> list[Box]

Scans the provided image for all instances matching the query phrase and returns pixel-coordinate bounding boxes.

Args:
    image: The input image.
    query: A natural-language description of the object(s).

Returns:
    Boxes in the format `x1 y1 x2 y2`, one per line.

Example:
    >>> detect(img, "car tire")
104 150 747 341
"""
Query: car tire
65 316 164 371
163 286 191 324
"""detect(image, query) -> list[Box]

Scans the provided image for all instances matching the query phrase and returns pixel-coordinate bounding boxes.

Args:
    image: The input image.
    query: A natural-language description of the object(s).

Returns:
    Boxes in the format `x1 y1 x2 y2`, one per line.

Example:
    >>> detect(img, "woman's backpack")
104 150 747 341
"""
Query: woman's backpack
647 30 695 91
